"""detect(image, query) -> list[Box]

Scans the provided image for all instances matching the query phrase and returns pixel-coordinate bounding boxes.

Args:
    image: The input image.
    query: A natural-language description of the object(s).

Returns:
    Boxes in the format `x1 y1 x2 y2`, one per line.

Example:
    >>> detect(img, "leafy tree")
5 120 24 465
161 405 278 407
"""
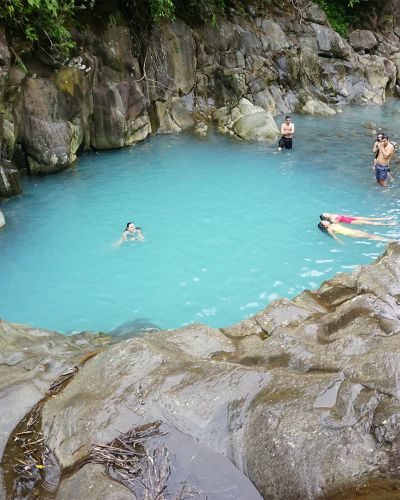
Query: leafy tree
0 0 93 57
314 0 372 36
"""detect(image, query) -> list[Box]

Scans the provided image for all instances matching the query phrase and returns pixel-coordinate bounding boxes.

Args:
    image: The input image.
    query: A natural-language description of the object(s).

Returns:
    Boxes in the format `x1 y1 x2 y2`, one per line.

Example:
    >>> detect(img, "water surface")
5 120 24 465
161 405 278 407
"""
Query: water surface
1 101 400 333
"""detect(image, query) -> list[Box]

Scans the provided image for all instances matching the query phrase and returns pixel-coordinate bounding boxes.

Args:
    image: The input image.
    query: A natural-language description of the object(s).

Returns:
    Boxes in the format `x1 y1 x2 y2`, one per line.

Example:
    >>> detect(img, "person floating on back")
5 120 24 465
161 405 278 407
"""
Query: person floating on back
278 115 294 150
113 222 144 246
320 213 395 226
318 220 392 244
374 134 394 187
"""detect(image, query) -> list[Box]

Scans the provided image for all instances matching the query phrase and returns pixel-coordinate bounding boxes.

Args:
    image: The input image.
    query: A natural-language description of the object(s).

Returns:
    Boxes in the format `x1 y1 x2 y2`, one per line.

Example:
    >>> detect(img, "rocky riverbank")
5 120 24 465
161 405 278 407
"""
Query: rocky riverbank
1 243 400 499
1 1 400 197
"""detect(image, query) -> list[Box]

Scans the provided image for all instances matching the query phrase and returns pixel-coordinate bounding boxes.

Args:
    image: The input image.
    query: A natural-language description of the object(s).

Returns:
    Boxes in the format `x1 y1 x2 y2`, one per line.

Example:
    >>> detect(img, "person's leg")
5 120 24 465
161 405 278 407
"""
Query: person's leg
362 221 395 226
284 138 293 149
356 217 394 221
351 220 392 226
375 166 380 184
376 166 388 187
369 234 389 241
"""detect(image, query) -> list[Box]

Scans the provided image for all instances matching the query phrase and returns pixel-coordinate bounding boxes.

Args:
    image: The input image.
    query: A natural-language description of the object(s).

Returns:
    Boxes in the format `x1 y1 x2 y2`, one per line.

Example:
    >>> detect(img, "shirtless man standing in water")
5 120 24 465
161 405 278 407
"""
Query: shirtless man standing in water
278 115 294 150
375 134 395 187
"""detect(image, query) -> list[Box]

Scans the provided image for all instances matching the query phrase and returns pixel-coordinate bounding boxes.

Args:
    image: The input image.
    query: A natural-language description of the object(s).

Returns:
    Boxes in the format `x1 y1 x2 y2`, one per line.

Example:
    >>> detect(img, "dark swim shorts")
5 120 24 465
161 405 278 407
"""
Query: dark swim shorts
278 137 293 149
375 163 388 181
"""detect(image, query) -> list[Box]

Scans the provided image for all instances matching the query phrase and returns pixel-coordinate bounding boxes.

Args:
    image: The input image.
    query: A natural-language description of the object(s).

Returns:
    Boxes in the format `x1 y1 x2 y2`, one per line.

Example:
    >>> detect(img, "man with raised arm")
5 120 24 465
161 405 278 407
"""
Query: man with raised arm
375 134 395 187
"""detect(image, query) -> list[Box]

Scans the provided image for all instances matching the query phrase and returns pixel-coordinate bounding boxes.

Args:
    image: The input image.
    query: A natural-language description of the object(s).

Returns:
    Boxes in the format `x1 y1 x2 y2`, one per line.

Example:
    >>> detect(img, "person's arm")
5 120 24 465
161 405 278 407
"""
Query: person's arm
290 123 294 135
112 233 126 247
379 143 395 160
372 141 379 153
328 228 344 244
280 123 285 135
136 229 144 241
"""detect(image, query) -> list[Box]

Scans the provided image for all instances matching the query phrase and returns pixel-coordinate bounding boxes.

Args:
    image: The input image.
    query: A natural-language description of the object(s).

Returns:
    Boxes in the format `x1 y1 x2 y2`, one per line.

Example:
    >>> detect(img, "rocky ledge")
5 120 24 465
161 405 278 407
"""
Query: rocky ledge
1 244 400 499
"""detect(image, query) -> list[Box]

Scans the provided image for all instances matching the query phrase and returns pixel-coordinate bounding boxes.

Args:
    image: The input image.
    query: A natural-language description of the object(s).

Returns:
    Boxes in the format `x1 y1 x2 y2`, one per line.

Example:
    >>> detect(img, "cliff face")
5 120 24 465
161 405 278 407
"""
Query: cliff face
0 0 400 196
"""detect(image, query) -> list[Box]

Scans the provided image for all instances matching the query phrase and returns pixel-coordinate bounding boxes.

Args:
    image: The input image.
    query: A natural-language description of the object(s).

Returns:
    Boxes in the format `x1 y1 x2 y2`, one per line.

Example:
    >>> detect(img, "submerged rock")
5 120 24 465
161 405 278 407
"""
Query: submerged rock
194 121 208 137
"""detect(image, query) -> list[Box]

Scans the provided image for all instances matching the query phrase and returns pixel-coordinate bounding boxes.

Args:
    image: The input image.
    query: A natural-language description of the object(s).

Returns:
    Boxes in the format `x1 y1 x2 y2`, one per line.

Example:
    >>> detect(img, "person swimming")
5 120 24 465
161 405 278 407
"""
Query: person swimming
113 222 144 246
320 213 395 226
318 220 392 244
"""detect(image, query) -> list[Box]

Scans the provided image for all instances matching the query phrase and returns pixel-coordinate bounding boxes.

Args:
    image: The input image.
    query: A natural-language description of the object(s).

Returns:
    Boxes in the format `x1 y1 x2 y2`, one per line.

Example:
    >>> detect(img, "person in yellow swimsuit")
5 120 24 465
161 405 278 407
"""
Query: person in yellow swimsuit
318 220 392 244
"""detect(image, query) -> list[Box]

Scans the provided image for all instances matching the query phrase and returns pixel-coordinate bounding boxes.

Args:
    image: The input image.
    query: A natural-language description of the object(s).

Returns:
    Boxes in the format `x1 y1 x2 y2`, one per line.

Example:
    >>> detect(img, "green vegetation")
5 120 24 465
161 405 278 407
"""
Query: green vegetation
149 0 174 22
0 0 377 59
314 0 370 37
0 0 93 57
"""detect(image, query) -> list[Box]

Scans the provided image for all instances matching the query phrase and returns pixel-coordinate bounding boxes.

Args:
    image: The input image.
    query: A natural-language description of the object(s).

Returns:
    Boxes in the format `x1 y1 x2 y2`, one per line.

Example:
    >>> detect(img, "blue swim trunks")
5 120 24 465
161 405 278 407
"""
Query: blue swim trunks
375 163 388 182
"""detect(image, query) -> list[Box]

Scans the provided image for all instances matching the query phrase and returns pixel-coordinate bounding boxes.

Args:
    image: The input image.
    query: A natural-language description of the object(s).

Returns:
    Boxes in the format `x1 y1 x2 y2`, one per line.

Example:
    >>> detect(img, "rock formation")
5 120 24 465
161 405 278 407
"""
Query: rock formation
1 243 400 498
0 1 400 195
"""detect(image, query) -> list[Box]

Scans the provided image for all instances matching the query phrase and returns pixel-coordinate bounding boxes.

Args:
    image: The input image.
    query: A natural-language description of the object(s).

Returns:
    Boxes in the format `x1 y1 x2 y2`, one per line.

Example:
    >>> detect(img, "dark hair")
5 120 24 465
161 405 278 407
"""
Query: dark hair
381 134 389 140
125 222 142 231
318 222 328 233
320 214 328 221
285 115 291 120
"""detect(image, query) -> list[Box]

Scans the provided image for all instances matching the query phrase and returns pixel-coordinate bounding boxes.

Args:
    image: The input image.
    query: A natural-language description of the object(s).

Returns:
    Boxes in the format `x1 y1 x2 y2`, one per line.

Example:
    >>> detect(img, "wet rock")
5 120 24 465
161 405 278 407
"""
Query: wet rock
0 210 4 228
194 121 208 137
363 120 378 130
0 320 110 461
0 164 21 197
2 246 400 498
56 463 132 500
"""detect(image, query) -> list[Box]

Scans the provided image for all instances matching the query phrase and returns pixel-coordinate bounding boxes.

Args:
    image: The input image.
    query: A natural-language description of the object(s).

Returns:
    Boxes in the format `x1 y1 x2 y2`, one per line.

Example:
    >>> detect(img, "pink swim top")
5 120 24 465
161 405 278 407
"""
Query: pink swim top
335 214 356 224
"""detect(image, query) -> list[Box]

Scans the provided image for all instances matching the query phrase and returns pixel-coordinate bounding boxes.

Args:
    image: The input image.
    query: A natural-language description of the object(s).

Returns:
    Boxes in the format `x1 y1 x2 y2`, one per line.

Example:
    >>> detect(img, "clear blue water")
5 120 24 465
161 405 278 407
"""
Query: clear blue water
2 101 400 334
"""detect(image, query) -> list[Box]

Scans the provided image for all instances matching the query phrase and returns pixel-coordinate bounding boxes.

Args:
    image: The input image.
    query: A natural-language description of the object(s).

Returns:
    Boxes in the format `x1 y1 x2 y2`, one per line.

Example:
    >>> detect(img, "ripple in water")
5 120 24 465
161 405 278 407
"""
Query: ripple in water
1 101 400 333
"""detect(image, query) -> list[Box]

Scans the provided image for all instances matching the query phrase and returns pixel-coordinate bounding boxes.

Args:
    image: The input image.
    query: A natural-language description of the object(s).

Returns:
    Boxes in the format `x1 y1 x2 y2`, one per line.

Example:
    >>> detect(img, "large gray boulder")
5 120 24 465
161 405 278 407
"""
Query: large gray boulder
214 98 279 141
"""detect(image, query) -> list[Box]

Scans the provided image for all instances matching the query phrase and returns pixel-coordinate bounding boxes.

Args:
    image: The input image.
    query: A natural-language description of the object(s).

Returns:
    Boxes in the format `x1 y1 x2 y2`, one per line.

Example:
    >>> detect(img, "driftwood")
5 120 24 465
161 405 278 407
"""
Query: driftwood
91 422 172 499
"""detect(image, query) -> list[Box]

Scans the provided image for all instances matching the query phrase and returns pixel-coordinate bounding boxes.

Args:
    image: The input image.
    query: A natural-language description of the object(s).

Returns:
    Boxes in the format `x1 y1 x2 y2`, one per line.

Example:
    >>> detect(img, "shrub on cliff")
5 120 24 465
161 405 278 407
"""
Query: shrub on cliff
0 0 94 59
314 0 379 36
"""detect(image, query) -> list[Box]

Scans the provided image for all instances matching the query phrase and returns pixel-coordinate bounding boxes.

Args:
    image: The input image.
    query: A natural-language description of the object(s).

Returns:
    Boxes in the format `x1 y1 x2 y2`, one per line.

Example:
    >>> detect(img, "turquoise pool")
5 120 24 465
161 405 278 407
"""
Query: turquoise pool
1 102 400 334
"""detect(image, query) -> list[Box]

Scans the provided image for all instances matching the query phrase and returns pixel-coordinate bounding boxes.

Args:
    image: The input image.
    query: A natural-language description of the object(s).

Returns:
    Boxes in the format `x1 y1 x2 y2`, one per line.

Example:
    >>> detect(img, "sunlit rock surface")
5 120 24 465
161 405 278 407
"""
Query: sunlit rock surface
1 244 400 498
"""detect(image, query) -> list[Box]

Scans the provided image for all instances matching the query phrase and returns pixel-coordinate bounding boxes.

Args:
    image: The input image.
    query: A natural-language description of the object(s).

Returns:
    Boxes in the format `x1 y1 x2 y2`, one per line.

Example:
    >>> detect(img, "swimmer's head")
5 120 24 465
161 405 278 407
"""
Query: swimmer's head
285 115 291 123
126 222 136 231
377 132 384 141
320 213 330 221
318 221 330 232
